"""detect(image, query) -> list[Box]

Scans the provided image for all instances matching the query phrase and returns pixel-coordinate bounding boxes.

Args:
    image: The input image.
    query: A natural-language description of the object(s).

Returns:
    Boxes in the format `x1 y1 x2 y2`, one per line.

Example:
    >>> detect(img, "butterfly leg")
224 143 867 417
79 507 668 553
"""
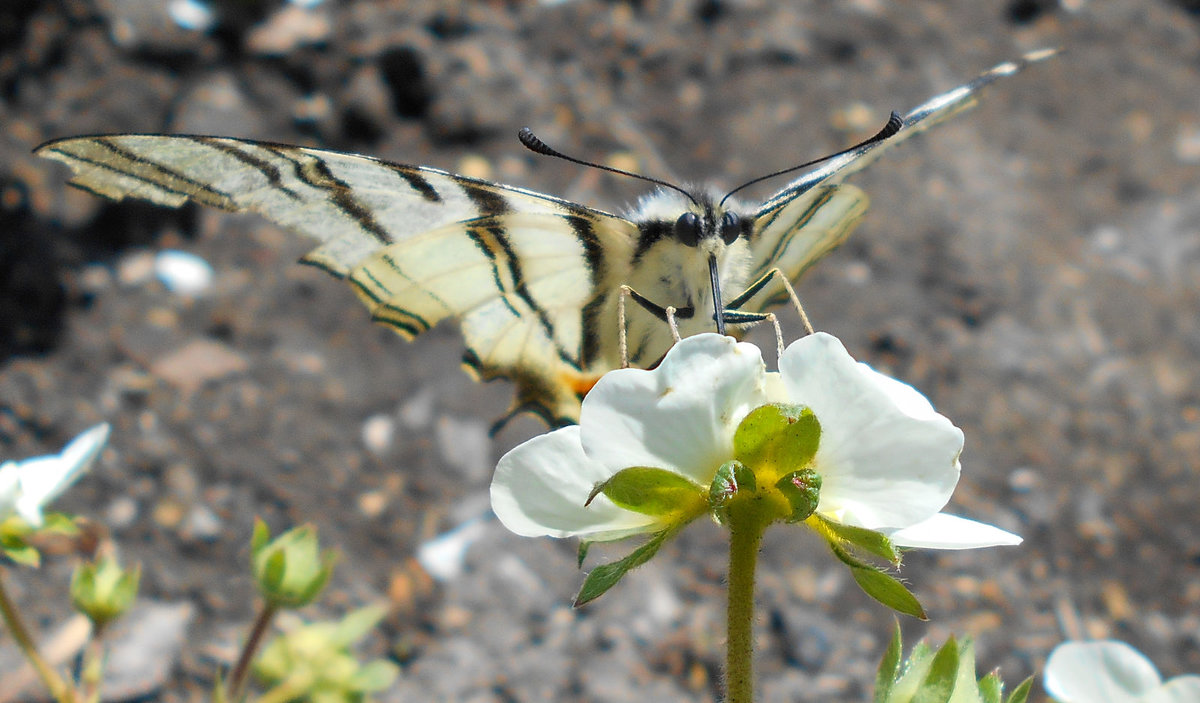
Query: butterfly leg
725 268 814 335
618 284 631 368
665 306 681 343
617 284 695 365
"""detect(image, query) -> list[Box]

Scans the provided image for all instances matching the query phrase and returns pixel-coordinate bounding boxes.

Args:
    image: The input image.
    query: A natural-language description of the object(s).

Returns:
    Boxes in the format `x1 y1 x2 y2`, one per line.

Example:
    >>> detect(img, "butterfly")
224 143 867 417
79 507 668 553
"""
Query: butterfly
36 49 1054 430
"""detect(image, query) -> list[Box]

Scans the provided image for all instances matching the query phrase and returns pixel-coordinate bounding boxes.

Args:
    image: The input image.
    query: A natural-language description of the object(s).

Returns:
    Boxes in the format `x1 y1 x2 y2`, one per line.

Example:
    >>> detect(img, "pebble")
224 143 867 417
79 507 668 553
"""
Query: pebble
153 250 214 296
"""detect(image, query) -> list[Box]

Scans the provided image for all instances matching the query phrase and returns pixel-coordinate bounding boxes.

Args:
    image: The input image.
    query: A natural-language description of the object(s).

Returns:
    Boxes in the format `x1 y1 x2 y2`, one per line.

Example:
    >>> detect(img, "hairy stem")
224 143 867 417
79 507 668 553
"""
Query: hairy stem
725 508 767 703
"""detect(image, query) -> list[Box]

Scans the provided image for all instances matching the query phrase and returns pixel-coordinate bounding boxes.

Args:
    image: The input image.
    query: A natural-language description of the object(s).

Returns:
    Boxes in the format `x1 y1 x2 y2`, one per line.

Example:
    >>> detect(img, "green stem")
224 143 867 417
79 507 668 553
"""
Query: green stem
0 568 75 703
227 602 278 702
79 623 107 703
725 507 768 703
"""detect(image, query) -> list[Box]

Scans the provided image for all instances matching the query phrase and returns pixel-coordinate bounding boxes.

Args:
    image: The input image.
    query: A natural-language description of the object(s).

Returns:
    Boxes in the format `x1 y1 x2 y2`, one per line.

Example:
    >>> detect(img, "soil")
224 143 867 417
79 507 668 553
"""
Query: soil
2 0 1200 701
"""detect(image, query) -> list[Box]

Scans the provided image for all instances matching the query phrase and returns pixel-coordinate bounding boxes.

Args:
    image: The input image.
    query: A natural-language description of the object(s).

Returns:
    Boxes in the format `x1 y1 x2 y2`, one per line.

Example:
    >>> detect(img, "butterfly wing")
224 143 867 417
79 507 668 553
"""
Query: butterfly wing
742 49 1057 312
37 135 637 426
350 212 634 426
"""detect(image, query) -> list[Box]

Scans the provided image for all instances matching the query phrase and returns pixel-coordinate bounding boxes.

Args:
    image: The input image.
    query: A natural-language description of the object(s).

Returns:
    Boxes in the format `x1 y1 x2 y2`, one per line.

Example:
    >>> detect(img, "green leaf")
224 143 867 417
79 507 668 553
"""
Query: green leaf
594 467 705 518
813 514 901 564
911 637 959 703
733 403 820 482
1004 677 1033 703
351 659 400 692
331 605 387 647
874 623 903 703
574 528 675 606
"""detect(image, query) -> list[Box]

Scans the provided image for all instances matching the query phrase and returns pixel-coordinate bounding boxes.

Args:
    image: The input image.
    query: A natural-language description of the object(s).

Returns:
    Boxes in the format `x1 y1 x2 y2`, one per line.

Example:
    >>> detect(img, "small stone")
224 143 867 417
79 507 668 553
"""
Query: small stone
154 250 214 295
150 340 249 394
105 495 139 530
100 601 195 700
361 413 395 454
180 504 223 543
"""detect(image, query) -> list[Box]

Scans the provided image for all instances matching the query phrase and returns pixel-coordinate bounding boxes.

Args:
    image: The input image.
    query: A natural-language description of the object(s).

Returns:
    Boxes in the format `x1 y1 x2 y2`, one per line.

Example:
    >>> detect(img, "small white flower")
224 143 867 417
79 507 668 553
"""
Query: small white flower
491 332 1019 550
1044 640 1200 703
0 423 110 526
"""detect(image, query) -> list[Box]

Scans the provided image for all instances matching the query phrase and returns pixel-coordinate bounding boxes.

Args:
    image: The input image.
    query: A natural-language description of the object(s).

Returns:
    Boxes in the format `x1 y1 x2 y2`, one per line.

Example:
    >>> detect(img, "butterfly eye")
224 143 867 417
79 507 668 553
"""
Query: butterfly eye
674 212 702 247
719 212 742 244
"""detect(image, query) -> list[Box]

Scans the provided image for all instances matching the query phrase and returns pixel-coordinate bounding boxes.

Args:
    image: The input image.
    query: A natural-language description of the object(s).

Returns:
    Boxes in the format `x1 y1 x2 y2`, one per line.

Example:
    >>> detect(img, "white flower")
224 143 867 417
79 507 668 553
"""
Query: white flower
0 423 110 526
491 332 1020 550
1044 640 1200 703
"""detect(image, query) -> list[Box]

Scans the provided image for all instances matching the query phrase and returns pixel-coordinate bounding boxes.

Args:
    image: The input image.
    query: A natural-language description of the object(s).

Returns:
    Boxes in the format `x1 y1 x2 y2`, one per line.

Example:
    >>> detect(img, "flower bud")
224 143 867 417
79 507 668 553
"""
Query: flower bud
250 520 336 609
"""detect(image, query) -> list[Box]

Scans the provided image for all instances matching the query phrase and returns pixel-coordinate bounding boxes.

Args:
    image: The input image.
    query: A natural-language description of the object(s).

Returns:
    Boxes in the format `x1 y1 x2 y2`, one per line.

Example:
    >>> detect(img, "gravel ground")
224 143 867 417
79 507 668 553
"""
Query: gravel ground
2 1 1200 701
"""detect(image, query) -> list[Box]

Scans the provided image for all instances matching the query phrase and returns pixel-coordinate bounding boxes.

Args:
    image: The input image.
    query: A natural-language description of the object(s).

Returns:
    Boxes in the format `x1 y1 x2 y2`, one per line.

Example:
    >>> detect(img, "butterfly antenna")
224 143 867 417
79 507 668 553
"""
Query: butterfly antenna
519 127 698 206
719 111 904 206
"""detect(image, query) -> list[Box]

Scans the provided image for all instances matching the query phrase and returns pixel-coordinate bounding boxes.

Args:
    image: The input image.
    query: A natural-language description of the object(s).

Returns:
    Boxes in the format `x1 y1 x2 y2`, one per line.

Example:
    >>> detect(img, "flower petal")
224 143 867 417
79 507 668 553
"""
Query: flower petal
581 334 767 484
1141 676 1200 703
14 423 110 526
886 513 1022 549
1044 640 1162 703
780 333 962 530
491 426 657 541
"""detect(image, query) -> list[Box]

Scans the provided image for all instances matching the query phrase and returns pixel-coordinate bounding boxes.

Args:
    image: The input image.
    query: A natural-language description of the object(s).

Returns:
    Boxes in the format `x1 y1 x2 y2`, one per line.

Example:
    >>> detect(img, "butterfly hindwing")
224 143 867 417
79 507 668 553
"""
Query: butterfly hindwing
349 211 636 426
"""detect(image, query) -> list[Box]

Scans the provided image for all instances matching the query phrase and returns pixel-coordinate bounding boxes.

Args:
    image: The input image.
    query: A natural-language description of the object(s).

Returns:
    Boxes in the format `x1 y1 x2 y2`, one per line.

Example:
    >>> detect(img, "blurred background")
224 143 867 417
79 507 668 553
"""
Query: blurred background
2 0 1199 700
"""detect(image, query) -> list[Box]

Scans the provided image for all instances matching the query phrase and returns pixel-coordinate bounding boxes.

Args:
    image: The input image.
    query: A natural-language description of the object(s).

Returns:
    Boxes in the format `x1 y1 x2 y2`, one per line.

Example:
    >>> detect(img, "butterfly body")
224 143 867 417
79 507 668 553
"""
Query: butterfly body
37 50 1056 428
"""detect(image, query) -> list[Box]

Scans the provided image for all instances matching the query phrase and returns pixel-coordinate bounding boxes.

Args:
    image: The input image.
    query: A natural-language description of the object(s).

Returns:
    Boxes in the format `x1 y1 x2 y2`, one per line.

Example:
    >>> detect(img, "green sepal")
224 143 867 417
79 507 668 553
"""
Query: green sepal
812 513 901 564
852 567 927 621
1005 677 1033 703
912 635 959 703
732 403 820 483
873 623 903 703
574 528 675 606
978 672 1003 703
251 522 337 609
251 517 271 552
0 536 39 567
874 630 1031 703
829 542 926 619
70 556 141 627
39 513 81 536
589 467 705 519
709 460 755 524
577 541 590 569
774 468 822 522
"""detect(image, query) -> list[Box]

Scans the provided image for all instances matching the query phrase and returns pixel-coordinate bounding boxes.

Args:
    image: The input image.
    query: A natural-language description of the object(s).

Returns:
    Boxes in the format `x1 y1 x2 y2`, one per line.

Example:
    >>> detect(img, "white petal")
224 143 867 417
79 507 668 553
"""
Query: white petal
1140 677 1200 703
580 334 767 484
15 423 110 526
491 426 657 541
1044 640 1162 703
0 461 20 516
780 333 962 530
886 513 1022 549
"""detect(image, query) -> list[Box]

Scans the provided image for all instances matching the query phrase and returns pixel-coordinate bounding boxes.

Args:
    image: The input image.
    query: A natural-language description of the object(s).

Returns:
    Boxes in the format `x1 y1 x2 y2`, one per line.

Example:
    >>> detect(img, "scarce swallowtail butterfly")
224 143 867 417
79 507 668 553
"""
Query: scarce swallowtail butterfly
37 49 1055 430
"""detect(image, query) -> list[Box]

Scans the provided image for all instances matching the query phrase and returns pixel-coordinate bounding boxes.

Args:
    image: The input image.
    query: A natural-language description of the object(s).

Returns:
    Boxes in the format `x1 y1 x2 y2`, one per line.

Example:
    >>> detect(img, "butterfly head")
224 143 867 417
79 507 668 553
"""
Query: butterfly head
627 189 755 337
